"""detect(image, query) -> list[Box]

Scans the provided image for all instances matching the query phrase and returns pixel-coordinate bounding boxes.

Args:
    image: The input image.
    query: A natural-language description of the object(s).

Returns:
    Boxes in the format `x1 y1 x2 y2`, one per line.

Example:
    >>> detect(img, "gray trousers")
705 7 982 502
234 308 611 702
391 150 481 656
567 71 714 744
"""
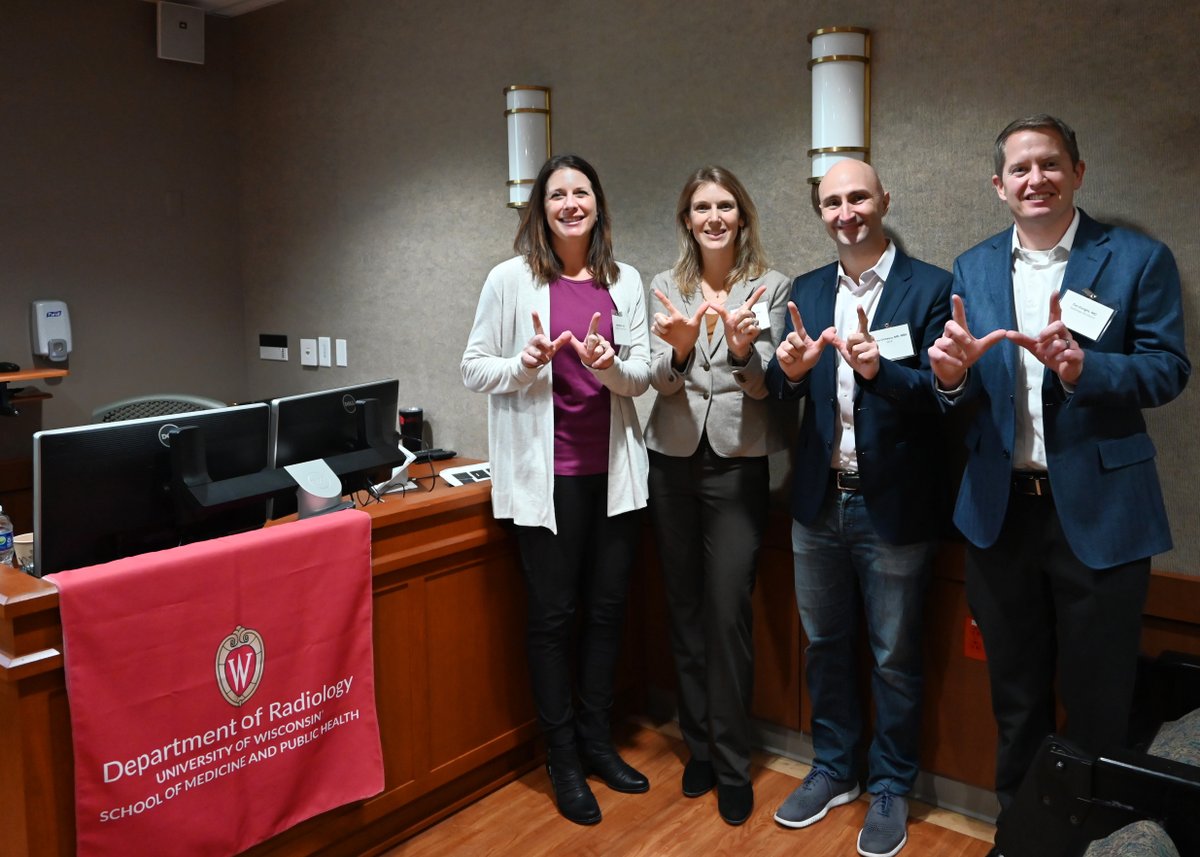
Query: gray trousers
648 442 768 786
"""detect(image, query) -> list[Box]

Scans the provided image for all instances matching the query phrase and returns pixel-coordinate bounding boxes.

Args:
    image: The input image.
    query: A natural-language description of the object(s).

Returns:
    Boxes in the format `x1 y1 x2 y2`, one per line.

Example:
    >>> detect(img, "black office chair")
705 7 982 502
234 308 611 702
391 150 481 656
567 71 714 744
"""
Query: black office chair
91 394 226 423
996 652 1200 857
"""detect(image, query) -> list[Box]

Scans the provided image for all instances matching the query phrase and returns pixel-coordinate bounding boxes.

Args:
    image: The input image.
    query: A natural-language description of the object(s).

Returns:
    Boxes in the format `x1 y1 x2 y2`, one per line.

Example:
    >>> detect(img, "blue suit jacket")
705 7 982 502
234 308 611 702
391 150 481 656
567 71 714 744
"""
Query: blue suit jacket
766 248 953 544
948 210 1190 568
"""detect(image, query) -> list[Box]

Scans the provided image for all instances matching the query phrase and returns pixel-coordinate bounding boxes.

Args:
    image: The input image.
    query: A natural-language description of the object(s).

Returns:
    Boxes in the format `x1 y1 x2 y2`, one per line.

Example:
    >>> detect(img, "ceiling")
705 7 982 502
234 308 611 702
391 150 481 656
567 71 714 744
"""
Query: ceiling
143 0 287 17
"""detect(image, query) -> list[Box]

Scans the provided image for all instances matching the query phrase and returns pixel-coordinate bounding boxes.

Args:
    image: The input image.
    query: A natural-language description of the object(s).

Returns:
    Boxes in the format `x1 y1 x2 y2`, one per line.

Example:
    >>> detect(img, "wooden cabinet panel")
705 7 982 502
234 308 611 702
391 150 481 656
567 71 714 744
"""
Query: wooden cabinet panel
750 525 802 730
371 577 420 790
425 548 533 771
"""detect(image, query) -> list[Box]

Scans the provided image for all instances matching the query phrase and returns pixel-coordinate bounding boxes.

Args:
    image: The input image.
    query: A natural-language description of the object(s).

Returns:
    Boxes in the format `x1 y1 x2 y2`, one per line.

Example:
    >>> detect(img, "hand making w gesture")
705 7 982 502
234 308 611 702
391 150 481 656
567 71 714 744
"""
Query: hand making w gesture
928 295 1008 389
712 285 767 361
1006 292 1085 385
568 311 617 371
775 302 837 382
521 310 574 369
836 305 881 380
651 288 709 367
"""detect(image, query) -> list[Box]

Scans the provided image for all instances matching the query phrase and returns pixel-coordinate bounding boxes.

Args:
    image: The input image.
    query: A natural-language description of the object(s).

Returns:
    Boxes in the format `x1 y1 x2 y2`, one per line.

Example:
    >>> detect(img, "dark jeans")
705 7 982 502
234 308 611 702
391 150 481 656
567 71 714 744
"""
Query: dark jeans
965 491 1150 823
513 473 641 749
648 445 768 787
792 488 936 795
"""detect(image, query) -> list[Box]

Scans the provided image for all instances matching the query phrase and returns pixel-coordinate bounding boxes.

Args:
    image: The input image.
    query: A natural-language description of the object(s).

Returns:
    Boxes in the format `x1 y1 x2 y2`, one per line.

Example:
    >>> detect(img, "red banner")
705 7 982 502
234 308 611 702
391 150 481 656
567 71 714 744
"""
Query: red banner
48 509 383 857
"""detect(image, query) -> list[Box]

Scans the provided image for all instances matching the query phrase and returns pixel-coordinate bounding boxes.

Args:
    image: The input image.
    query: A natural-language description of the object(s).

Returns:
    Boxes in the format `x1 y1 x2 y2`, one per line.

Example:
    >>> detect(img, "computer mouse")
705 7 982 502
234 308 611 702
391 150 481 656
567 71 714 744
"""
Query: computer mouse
0 361 20 373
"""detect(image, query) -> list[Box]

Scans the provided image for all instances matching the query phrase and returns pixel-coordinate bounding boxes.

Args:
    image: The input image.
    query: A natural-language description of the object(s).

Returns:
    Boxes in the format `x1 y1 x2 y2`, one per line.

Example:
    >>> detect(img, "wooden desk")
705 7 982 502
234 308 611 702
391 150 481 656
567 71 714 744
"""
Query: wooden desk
0 464 541 857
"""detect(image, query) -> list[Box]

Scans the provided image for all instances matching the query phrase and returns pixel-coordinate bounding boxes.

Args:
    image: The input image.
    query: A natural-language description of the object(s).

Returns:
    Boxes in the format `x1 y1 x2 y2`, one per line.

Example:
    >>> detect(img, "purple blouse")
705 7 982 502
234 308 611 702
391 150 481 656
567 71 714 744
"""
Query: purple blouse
548 276 613 475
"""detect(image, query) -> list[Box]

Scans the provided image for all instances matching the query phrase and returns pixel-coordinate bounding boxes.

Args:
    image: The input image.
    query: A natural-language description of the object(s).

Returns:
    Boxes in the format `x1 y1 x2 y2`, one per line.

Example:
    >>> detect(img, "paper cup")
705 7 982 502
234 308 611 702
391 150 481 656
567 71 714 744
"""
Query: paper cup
13 532 33 569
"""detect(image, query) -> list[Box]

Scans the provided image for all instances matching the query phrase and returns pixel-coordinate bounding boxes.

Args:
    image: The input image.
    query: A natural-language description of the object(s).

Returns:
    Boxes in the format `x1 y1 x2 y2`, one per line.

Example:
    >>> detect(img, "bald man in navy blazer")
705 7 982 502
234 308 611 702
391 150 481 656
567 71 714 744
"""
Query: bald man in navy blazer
929 115 1189 846
766 160 952 857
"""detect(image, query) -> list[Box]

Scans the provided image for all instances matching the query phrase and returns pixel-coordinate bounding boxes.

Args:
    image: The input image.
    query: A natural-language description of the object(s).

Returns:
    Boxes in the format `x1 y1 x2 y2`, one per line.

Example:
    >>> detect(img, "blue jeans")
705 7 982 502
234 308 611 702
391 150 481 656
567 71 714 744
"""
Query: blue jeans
792 488 935 795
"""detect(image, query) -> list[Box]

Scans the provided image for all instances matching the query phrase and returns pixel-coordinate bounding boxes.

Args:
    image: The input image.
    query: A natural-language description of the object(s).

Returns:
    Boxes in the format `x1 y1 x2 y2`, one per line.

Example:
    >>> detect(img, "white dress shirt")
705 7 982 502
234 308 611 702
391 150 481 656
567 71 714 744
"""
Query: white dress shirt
1010 209 1081 471
831 242 895 471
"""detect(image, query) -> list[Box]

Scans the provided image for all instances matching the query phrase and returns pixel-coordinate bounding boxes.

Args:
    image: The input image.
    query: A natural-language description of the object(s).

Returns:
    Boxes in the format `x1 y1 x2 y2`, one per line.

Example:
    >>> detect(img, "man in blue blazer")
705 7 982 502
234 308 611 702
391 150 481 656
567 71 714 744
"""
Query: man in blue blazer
929 115 1189 845
766 159 952 857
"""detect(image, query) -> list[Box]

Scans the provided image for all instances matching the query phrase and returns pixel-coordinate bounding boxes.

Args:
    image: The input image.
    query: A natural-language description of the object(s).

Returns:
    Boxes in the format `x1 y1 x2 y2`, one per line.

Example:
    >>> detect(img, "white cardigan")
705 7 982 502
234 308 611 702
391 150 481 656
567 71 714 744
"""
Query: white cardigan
461 256 651 534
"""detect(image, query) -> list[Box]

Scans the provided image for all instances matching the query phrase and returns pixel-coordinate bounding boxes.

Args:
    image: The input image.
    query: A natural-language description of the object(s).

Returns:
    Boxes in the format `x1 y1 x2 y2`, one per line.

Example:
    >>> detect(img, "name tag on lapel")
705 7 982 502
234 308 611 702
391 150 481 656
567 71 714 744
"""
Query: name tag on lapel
611 311 632 347
1060 290 1115 341
872 323 916 361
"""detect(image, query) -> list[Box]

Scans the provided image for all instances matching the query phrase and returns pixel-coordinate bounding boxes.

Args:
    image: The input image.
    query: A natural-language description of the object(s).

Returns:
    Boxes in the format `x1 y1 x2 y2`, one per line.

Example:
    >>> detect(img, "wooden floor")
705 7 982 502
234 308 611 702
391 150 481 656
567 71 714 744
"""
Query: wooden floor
388 721 996 856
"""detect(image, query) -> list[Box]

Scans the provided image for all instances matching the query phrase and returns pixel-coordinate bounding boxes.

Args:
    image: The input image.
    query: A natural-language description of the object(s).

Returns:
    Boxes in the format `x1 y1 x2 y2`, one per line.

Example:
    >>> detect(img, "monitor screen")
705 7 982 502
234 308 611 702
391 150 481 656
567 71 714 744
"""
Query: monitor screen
269 379 400 518
33 403 272 576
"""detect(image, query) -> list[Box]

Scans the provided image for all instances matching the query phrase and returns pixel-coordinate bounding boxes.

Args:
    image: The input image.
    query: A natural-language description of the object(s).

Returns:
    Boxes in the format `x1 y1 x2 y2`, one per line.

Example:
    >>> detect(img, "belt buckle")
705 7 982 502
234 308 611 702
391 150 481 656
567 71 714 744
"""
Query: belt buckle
1016 473 1047 496
836 471 857 492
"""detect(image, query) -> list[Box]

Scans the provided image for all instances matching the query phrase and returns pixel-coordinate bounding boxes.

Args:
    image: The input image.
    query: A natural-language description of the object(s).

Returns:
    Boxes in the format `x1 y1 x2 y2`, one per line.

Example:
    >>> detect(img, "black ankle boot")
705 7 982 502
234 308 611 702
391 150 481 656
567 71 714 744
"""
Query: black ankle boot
578 741 650 794
717 781 753 825
681 757 715 797
546 746 601 825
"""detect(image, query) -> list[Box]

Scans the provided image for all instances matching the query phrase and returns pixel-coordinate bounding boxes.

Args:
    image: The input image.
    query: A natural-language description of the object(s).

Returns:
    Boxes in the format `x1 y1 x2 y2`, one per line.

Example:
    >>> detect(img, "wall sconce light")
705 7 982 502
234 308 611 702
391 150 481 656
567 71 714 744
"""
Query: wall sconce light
504 85 552 209
807 27 870 183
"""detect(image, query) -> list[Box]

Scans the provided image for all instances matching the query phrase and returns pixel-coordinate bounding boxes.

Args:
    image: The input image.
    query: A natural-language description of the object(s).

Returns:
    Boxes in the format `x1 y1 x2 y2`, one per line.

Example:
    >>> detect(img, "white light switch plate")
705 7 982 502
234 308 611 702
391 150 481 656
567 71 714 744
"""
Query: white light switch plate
300 338 318 367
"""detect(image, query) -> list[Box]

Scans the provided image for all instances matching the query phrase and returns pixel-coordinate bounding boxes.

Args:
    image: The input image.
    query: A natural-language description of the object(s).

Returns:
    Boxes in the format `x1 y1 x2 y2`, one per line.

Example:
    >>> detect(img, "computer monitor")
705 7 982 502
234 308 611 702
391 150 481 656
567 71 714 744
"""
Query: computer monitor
33 403 272 576
269 379 402 518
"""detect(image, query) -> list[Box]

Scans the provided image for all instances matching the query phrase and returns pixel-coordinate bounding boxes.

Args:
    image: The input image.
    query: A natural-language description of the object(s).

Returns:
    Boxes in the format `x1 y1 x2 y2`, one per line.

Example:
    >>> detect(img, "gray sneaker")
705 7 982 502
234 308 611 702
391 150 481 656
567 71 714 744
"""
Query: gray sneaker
773 767 860 828
857 791 908 857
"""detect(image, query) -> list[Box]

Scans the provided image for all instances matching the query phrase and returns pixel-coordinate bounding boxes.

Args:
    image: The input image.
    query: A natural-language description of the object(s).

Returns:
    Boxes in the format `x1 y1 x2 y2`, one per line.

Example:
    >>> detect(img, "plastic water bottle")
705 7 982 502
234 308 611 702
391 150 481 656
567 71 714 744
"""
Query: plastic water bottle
0 505 13 567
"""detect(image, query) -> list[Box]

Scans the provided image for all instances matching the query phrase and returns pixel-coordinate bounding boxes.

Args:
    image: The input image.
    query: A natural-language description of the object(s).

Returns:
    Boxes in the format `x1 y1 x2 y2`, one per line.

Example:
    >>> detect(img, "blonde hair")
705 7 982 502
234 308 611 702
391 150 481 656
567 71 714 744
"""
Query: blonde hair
671 166 768 297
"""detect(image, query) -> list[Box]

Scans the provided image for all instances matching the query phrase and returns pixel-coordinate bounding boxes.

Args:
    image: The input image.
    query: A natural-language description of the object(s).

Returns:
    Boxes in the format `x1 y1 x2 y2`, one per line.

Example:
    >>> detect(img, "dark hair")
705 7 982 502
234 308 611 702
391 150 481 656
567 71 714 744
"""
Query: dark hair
513 154 619 287
993 114 1080 176
671 166 768 297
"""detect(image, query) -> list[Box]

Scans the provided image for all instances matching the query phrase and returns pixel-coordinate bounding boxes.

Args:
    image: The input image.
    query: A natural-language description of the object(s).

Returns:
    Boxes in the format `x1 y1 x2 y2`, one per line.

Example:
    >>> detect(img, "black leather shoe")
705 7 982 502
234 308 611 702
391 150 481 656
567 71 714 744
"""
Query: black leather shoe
681 757 715 798
717 781 754 826
579 741 650 793
546 747 601 825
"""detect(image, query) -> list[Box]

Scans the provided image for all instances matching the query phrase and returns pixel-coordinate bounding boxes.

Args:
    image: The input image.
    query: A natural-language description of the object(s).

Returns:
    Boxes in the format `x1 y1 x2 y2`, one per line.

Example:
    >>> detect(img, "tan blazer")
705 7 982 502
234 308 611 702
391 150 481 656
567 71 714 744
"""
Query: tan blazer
644 269 794 458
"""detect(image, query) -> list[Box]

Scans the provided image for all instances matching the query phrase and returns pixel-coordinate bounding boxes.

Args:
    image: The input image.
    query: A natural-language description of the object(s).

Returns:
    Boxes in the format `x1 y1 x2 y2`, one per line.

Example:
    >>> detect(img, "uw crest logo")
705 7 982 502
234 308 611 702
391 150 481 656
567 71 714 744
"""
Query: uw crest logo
216 626 265 706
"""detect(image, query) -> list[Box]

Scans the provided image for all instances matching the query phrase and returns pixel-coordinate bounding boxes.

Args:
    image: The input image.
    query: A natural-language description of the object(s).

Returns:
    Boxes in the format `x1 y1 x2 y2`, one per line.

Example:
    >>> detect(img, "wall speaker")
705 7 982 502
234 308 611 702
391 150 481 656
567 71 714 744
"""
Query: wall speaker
157 1 205 65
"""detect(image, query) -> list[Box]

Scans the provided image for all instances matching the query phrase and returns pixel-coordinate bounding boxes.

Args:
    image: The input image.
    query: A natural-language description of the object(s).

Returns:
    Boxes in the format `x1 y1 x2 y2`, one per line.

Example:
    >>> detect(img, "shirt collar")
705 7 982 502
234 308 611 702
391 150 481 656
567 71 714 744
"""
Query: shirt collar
836 241 896 295
1011 208 1080 265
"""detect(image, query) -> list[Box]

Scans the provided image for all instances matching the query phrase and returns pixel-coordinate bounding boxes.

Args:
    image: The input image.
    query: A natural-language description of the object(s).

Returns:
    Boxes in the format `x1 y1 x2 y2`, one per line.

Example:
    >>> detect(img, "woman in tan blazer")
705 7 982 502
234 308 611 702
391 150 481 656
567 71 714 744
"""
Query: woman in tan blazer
644 166 792 825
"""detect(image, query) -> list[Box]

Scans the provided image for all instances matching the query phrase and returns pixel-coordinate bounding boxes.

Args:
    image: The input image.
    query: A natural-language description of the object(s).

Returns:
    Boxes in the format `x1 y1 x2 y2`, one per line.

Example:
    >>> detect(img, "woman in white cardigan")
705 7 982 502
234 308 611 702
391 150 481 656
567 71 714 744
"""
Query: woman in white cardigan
461 154 650 826
644 166 792 826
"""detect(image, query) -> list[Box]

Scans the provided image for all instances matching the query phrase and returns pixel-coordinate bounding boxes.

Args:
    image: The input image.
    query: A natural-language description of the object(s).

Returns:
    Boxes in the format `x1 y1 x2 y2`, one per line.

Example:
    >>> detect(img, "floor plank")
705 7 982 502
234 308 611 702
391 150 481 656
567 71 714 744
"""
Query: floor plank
388 723 996 856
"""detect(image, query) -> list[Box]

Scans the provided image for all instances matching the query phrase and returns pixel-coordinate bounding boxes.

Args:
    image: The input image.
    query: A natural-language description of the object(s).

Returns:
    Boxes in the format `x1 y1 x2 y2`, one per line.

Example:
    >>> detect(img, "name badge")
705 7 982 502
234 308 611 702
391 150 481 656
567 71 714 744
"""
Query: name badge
1059 289 1115 341
871 323 915 361
751 302 771 330
611 312 632 347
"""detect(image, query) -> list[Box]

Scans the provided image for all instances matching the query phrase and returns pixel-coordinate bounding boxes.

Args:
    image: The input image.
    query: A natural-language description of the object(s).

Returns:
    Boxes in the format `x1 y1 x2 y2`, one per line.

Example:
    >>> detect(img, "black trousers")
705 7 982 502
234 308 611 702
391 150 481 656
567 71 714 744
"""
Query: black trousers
965 490 1150 825
648 444 768 786
513 474 641 750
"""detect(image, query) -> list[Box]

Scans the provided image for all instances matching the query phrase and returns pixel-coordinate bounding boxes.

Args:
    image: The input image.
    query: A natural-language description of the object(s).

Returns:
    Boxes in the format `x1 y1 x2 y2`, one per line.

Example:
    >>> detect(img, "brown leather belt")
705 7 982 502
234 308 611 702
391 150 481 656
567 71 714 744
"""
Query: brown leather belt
833 470 861 492
1012 471 1051 497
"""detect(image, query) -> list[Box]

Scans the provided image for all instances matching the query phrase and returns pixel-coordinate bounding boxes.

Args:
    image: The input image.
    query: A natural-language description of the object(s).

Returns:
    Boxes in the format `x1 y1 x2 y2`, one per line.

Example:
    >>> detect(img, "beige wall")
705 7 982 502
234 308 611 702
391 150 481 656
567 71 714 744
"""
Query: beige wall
1 0 245 428
4 0 1198 571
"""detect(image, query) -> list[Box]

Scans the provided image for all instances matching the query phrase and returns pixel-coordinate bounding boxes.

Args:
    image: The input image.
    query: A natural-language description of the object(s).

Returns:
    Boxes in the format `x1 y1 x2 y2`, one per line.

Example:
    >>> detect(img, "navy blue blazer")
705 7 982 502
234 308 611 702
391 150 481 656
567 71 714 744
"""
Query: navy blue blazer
766 248 953 544
947 210 1189 569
